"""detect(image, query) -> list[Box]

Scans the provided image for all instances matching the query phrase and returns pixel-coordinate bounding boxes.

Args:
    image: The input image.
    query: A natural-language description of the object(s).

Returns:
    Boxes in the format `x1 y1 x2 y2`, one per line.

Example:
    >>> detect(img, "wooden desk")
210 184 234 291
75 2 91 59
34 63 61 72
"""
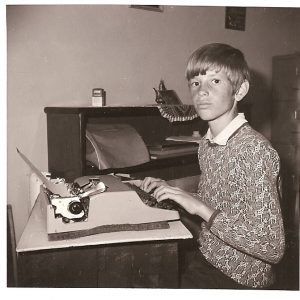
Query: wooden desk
16 192 192 288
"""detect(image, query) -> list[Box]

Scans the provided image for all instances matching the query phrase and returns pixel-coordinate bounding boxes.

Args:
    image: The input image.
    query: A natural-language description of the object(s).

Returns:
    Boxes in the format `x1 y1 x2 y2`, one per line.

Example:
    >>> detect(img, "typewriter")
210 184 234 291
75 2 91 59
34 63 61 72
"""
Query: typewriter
18 149 181 241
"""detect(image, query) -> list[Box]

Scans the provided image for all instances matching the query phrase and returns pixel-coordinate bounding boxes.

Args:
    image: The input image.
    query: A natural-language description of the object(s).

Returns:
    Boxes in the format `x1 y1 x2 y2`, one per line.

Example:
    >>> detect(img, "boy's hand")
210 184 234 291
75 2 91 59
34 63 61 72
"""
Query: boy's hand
153 185 215 222
140 177 170 193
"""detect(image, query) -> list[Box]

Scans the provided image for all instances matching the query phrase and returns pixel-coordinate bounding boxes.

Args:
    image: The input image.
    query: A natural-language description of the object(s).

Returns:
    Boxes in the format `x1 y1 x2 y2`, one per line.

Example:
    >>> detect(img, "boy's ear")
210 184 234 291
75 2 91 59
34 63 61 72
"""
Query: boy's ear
235 80 249 102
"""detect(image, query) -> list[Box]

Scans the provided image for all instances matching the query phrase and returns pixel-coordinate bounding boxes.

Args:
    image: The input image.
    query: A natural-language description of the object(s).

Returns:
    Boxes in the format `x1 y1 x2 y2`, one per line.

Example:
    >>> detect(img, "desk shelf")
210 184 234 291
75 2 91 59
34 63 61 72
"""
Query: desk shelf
44 106 204 182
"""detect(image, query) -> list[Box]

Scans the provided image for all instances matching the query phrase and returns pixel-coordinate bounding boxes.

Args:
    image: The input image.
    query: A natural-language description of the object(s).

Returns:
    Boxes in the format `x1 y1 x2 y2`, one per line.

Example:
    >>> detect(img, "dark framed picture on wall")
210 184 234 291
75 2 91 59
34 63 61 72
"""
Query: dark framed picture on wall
130 5 163 12
225 7 246 31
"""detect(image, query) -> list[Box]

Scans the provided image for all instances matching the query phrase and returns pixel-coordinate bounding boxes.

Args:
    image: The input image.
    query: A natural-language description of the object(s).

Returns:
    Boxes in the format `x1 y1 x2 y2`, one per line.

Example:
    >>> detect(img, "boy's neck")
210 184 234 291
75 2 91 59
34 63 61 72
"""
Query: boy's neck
208 111 238 138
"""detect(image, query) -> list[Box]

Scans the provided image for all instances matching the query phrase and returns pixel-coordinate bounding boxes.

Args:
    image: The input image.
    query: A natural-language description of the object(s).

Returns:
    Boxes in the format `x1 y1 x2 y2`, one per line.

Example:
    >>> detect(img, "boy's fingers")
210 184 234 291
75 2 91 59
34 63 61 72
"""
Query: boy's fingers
142 177 163 192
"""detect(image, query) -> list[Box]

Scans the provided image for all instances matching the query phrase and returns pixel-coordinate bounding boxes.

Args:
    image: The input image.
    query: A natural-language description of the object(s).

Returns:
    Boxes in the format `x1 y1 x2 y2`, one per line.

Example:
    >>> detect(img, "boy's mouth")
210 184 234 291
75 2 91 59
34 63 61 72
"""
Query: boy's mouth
196 102 211 108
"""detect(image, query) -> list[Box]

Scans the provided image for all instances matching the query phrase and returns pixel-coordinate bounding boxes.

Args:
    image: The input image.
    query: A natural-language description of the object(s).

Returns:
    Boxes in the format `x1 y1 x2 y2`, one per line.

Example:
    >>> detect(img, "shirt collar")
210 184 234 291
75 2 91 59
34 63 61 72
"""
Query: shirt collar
205 113 248 146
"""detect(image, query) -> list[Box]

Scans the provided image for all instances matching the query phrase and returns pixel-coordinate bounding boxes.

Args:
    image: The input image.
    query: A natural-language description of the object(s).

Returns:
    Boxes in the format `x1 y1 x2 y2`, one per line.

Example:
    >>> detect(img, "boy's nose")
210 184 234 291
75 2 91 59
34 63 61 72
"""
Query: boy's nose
199 89 208 96
197 84 208 96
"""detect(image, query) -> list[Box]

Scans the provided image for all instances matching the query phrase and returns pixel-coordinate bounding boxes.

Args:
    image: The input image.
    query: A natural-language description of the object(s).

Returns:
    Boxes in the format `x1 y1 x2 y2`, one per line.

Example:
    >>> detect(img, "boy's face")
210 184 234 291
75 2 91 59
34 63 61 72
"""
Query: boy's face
188 68 237 123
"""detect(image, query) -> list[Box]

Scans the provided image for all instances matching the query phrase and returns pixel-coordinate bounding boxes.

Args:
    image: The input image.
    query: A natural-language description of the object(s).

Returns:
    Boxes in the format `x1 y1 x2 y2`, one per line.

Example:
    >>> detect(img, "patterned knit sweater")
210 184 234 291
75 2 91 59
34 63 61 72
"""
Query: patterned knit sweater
196 123 285 288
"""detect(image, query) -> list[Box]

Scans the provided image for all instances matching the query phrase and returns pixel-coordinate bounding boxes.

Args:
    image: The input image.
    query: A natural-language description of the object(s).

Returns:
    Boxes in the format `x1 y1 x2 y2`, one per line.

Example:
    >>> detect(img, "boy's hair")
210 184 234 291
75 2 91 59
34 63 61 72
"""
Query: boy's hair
185 43 250 94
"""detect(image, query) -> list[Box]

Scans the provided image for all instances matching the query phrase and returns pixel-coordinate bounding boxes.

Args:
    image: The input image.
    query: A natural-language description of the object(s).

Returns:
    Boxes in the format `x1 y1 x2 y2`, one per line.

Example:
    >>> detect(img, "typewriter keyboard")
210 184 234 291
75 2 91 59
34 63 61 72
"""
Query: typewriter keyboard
124 183 180 211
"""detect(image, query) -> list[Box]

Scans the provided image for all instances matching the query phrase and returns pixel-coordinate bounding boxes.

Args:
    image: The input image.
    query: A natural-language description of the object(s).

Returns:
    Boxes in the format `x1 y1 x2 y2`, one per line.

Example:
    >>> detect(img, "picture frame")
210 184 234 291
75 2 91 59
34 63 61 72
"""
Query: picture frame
225 7 246 31
130 5 163 12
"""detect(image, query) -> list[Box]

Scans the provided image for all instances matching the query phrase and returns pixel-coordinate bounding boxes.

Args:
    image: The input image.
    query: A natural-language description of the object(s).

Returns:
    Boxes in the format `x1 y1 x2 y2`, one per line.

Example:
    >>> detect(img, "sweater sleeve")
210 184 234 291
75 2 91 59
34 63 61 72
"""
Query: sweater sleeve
208 142 285 264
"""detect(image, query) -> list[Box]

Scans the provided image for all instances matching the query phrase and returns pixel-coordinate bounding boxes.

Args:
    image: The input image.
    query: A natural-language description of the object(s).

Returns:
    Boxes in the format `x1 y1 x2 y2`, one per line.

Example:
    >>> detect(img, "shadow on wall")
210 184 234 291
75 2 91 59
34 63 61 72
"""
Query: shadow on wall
246 69 272 137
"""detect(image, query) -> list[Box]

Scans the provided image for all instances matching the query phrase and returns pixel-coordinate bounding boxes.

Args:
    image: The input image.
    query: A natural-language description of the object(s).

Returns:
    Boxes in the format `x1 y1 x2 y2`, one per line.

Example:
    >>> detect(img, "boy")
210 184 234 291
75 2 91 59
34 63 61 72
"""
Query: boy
138 43 285 289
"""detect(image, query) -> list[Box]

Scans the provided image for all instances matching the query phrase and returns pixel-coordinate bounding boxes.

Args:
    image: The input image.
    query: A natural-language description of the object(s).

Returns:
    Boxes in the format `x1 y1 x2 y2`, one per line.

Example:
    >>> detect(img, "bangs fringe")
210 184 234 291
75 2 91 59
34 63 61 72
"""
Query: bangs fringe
186 58 223 81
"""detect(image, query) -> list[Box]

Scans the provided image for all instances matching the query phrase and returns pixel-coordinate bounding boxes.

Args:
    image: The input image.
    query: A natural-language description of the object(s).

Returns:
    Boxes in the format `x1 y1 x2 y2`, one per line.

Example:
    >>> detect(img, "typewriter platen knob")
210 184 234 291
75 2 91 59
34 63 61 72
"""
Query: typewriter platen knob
68 201 84 215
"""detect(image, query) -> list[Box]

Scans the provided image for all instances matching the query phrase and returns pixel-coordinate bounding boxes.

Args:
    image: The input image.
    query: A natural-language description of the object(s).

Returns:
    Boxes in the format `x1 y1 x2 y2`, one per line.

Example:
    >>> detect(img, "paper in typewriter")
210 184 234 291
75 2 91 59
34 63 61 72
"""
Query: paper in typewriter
17 148 71 197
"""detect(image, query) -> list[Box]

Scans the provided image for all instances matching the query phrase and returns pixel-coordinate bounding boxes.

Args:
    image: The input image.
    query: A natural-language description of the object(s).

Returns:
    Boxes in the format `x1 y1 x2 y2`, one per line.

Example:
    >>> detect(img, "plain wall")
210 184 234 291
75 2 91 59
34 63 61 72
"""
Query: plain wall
7 5 300 242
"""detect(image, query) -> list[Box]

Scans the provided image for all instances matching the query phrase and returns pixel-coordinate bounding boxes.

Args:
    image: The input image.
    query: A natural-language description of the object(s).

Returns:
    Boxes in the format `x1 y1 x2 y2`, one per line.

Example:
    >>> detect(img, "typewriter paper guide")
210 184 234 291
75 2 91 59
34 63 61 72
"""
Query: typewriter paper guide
17 148 72 197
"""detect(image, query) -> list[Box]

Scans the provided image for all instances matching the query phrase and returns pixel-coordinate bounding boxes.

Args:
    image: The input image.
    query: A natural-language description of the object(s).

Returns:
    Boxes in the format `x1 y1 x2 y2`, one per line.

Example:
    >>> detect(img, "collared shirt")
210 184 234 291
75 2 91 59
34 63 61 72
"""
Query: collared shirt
205 113 248 146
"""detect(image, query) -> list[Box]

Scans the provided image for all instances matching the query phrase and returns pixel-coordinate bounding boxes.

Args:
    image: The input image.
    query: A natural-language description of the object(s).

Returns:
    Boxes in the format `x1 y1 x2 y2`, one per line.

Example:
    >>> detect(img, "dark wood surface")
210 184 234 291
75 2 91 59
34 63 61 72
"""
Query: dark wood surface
47 112 86 181
97 242 178 288
18 241 179 288
18 246 99 287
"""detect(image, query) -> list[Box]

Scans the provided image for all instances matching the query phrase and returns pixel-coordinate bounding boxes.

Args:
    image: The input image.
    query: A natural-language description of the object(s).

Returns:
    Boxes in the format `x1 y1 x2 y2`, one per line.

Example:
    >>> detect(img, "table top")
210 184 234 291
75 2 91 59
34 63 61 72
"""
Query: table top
17 190 192 253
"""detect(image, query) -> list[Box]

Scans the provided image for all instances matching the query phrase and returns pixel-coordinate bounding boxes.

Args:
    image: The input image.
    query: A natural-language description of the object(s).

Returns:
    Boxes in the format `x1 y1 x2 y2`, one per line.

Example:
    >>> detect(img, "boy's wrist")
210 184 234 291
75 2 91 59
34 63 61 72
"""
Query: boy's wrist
193 199 216 222
205 209 220 229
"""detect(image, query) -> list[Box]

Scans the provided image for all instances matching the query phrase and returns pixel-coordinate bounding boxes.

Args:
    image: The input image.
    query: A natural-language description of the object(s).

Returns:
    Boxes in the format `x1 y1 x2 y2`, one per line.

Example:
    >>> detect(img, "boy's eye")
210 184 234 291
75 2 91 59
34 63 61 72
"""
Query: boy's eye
212 79 221 84
190 81 200 87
